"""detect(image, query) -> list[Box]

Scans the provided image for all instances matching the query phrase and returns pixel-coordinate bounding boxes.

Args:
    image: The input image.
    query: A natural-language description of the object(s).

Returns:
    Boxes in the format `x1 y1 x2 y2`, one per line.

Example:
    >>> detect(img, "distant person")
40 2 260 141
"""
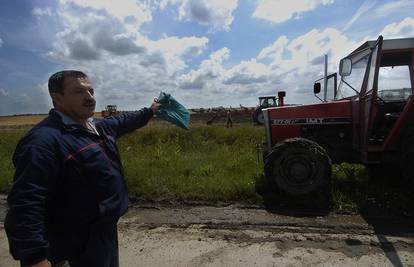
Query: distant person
226 109 233 128
4 70 160 267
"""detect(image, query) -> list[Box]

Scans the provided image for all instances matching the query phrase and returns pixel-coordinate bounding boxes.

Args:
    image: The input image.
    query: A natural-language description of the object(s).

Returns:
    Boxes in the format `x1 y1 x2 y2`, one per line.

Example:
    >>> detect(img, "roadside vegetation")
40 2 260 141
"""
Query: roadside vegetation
0 122 411 215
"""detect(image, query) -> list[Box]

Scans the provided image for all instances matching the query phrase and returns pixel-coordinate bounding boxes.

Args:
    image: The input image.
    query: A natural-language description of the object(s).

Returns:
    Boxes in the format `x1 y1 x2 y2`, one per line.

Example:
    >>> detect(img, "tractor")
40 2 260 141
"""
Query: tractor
262 36 414 196
253 91 286 125
101 104 118 118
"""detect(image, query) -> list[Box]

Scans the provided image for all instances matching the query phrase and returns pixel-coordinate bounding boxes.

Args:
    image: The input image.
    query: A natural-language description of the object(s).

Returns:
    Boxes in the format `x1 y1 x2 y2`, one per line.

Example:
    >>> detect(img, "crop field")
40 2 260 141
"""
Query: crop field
0 115 412 215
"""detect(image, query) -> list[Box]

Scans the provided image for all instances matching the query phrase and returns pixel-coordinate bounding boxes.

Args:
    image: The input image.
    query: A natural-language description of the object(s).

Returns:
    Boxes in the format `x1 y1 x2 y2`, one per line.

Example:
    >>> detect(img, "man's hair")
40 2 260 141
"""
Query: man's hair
48 70 88 94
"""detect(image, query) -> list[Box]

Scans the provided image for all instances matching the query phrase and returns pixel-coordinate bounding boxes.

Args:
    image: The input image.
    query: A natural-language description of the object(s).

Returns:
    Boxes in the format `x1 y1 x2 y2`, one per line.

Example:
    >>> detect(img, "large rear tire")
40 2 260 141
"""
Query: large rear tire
400 126 414 190
265 138 332 195
252 108 264 125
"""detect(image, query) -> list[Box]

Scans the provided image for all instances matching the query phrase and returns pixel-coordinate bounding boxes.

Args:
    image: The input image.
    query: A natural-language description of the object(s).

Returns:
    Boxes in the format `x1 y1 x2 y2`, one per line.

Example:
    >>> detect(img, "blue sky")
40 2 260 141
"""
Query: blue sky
0 0 413 115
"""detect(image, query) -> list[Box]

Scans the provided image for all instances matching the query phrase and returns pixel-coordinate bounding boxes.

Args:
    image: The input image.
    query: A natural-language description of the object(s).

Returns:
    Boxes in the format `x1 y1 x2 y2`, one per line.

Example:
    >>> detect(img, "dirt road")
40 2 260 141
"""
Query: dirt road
1 197 414 266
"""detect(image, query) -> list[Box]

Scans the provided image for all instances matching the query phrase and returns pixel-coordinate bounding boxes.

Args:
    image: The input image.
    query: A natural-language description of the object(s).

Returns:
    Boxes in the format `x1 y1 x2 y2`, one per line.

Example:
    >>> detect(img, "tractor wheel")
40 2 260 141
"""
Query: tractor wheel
253 108 265 125
400 126 414 189
265 138 332 195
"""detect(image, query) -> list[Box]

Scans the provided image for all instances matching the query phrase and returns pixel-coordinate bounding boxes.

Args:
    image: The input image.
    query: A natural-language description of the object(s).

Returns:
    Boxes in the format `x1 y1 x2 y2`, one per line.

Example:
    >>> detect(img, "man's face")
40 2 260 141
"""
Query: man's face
52 76 96 122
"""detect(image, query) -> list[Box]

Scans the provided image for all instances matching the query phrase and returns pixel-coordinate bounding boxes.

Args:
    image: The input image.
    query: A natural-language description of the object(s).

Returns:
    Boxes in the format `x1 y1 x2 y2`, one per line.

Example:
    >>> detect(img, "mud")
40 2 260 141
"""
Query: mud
1 197 414 266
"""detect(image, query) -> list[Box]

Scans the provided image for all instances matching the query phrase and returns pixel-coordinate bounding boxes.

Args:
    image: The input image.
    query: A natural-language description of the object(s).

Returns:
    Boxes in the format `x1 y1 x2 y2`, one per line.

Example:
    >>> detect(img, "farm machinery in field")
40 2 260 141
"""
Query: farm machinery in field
252 91 286 125
101 104 119 118
262 36 414 196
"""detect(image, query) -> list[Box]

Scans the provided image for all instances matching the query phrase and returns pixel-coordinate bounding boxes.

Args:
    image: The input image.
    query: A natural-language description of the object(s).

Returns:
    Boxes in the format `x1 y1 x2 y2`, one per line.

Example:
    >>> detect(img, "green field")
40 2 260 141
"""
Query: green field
0 123 412 214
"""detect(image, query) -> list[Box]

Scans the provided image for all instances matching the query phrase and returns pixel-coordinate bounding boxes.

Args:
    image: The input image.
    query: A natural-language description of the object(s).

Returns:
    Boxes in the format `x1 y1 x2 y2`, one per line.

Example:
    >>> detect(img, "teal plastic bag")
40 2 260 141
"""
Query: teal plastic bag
155 92 190 130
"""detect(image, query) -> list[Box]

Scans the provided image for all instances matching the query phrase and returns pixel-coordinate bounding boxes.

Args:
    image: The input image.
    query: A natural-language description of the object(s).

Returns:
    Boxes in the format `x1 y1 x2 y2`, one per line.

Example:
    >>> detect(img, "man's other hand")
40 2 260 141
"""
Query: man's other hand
30 259 51 267
150 102 161 114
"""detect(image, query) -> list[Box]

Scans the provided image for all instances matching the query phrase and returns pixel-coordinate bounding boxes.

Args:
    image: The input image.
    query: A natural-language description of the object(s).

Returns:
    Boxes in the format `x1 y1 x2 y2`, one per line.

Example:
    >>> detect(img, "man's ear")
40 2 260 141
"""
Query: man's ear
50 92 63 107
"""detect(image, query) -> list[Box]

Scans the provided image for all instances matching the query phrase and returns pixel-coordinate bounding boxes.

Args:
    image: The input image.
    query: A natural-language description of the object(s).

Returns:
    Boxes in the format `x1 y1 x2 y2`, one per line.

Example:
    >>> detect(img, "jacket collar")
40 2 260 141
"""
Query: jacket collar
49 108 98 135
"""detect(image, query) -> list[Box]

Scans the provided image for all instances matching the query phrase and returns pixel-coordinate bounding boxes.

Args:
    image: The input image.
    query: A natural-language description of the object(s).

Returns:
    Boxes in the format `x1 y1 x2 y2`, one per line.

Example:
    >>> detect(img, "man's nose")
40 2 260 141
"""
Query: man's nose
85 91 94 99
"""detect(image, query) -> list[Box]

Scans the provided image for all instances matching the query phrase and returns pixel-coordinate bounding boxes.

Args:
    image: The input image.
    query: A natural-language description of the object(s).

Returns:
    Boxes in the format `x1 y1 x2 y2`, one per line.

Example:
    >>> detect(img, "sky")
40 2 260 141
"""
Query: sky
0 0 413 115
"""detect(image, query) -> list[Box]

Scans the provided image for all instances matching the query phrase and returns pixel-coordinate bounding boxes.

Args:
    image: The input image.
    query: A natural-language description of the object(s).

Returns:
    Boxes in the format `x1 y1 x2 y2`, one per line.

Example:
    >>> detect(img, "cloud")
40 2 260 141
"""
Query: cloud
60 0 152 28
68 38 101 60
259 28 355 73
373 0 414 19
29 0 211 111
342 0 377 32
380 17 414 39
0 88 9 97
224 60 270 85
41 1 207 70
0 37 3 48
0 85 51 116
253 0 334 24
32 7 53 16
174 28 360 106
178 48 229 90
252 27 360 103
171 0 238 32
92 32 146 56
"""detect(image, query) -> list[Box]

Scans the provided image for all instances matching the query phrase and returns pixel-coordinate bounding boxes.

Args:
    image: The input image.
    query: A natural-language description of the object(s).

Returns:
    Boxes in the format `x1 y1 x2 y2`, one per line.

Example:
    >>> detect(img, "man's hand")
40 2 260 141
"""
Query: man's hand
150 102 161 115
30 259 51 267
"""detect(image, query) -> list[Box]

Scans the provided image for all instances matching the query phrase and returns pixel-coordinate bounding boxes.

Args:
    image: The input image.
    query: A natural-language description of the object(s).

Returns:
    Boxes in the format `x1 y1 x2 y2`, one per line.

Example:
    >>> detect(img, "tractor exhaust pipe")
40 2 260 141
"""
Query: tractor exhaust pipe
278 91 286 106
323 54 328 102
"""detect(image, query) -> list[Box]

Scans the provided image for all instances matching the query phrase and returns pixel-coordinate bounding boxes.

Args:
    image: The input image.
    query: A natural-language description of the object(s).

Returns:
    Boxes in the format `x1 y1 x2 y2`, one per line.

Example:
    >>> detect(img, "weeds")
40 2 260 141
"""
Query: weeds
0 123 411 215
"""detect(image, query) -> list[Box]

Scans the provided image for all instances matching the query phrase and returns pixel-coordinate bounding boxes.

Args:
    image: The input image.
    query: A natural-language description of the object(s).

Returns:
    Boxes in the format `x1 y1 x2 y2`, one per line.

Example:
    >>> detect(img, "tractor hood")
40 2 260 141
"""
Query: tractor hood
263 100 353 150
265 100 352 123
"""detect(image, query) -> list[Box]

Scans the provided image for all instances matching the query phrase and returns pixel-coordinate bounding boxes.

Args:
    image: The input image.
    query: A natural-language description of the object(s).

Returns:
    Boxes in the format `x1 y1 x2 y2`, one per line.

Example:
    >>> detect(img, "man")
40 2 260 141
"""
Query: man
226 109 232 128
4 70 160 267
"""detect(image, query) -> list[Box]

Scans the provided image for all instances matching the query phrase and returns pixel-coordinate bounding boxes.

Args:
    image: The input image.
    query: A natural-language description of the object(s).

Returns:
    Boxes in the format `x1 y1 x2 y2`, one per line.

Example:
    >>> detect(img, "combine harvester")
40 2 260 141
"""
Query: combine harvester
262 36 414 195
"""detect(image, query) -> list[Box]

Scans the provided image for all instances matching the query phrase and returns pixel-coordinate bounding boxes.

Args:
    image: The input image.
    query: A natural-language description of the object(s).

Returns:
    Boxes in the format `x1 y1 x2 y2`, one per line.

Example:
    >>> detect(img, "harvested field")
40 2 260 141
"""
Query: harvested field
0 115 47 127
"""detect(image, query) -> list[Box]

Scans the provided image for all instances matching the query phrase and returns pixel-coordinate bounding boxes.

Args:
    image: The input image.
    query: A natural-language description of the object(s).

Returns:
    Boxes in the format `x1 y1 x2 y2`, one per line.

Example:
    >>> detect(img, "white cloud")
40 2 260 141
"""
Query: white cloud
342 0 377 32
32 7 53 16
174 28 360 106
373 0 414 19
252 27 360 103
31 1 211 111
224 60 270 85
259 28 355 73
380 17 414 39
0 37 3 48
253 0 334 24
0 88 9 97
178 48 229 90
60 0 152 28
174 0 238 32
24 1 414 113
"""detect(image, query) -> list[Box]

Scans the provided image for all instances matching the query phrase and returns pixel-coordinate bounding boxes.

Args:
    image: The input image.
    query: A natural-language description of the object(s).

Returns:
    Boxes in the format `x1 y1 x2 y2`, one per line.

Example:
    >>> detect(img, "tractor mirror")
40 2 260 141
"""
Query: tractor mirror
313 82 321 94
339 58 352 77
277 91 286 98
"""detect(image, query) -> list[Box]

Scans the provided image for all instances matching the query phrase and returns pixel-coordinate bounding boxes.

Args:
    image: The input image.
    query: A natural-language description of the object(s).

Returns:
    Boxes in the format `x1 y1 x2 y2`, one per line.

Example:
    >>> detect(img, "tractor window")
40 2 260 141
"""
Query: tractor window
326 75 336 101
336 52 370 100
378 65 412 102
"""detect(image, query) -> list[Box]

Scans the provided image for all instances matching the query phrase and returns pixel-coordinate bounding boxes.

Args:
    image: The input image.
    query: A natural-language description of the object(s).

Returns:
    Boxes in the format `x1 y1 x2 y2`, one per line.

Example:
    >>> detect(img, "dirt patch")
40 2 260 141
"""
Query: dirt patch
117 225 414 267
1 200 414 266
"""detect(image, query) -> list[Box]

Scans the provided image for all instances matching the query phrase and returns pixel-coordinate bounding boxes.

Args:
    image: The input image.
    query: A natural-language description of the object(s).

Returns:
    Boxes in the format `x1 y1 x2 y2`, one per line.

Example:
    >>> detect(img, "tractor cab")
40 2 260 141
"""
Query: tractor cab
336 37 413 160
253 92 286 125
312 36 414 160
259 96 278 108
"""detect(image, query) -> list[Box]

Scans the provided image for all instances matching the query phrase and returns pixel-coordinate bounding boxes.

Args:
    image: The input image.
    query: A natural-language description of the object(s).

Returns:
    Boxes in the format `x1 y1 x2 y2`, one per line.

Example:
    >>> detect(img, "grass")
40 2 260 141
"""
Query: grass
0 122 411 215
119 123 263 203
0 130 26 190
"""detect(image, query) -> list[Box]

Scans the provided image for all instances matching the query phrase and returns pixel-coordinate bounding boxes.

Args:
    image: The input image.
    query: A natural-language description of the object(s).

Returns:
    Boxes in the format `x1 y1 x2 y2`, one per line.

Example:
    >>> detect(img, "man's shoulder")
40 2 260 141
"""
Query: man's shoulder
20 117 62 148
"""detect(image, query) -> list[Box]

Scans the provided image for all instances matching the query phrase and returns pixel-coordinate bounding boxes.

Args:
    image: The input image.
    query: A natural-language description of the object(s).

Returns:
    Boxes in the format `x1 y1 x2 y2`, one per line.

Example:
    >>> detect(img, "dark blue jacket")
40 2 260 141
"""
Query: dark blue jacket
5 108 153 266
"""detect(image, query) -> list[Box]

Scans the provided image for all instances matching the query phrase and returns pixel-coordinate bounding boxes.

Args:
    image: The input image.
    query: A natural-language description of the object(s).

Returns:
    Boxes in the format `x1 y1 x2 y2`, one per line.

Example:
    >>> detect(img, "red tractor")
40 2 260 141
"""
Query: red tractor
262 36 414 196
253 91 286 125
